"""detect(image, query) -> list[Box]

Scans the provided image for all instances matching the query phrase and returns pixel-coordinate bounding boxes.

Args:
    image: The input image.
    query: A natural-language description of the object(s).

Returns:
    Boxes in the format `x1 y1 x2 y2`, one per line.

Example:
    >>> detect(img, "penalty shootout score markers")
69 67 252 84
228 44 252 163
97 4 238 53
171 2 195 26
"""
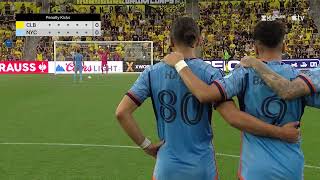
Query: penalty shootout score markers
15 14 101 37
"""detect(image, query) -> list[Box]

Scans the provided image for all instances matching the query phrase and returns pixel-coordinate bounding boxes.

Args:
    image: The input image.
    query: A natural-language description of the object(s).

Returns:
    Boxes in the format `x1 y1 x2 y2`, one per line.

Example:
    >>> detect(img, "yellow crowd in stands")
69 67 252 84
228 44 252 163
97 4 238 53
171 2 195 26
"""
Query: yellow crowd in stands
0 2 40 14
49 0 320 61
50 2 183 61
0 1 39 60
198 0 320 60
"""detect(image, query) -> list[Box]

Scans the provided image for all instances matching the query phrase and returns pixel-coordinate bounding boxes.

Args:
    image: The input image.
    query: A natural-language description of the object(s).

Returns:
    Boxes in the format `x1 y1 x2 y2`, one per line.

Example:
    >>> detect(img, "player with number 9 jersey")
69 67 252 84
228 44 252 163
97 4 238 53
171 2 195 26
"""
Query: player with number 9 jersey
216 63 307 180
128 58 222 180
213 21 320 180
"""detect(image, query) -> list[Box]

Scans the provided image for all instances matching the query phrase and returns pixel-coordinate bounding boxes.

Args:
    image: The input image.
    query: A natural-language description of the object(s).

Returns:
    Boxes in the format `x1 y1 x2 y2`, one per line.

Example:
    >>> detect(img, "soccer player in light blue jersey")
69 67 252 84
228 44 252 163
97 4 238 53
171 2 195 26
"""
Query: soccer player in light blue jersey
73 49 84 81
115 17 299 180
239 56 320 100
239 0 319 100
164 20 320 180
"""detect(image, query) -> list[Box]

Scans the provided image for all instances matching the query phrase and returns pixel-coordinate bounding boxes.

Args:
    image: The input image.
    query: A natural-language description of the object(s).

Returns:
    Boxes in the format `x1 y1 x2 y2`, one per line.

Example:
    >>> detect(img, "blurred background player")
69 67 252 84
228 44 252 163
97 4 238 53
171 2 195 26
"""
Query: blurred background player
116 17 300 180
98 47 109 76
73 49 84 82
164 20 319 180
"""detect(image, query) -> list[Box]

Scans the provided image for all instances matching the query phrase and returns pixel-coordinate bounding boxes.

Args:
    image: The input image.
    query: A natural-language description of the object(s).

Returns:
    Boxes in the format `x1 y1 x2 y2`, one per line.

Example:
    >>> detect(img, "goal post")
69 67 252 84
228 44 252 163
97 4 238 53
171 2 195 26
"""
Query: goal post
53 41 154 74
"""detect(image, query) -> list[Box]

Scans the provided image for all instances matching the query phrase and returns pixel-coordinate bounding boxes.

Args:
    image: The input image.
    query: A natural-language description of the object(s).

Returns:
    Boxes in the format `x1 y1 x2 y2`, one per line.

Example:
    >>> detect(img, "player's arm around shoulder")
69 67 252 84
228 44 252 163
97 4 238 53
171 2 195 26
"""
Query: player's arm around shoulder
163 52 223 103
216 100 300 143
214 64 249 101
241 56 311 100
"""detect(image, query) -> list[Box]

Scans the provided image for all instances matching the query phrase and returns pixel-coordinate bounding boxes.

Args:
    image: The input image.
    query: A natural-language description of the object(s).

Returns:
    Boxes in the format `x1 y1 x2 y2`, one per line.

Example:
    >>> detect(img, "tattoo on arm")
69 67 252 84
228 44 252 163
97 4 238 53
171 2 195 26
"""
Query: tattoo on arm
253 61 310 100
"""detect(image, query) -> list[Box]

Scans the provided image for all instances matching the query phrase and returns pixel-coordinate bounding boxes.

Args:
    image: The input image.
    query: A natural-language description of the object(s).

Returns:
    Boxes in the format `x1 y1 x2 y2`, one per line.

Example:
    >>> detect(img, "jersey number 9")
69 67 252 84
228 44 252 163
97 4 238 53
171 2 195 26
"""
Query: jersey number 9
261 95 287 125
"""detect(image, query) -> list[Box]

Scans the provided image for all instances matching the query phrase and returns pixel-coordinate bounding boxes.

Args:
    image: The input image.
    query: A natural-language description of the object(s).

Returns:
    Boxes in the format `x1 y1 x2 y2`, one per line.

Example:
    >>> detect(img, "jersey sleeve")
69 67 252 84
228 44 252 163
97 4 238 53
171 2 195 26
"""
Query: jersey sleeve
203 65 226 108
127 67 151 106
214 66 248 101
203 64 225 84
304 93 320 108
298 68 320 94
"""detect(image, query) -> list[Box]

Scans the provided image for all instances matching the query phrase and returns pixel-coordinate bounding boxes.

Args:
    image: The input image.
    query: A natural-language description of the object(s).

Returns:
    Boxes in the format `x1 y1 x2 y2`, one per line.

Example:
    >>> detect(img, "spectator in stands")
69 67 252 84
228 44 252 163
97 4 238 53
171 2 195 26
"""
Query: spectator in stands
307 45 315 58
36 50 43 61
4 1 12 15
20 3 26 14
90 5 96 14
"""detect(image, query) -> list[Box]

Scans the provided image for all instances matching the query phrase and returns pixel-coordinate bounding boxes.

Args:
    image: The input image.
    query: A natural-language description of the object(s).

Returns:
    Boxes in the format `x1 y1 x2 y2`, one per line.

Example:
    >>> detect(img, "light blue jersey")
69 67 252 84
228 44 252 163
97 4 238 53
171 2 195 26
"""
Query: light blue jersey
299 67 320 93
128 59 223 180
215 61 319 180
73 53 83 81
73 53 84 69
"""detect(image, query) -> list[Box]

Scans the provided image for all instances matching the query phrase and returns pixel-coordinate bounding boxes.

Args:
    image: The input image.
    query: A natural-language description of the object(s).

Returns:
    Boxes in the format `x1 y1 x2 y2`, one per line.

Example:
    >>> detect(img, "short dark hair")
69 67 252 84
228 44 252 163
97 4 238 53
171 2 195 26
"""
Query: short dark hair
170 17 200 48
253 20 286 48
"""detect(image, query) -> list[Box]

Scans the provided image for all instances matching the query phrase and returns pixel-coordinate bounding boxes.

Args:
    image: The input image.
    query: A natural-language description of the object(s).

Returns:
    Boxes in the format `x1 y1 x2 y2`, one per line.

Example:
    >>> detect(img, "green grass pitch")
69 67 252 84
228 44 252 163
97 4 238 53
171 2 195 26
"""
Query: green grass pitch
0 74 319 180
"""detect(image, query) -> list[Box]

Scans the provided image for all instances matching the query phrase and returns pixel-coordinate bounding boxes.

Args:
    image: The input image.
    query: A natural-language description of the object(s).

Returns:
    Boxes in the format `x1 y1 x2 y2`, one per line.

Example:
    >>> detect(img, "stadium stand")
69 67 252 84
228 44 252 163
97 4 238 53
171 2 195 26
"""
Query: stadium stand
47 0 320 61
199 0 320 61
0 0 39 61
48 1 185 61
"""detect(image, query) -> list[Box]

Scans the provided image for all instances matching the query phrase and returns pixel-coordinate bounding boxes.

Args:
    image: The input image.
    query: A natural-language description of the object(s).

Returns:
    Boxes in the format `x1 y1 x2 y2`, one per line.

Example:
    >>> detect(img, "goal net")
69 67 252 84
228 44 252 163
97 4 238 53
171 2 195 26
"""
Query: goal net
53 41 153 74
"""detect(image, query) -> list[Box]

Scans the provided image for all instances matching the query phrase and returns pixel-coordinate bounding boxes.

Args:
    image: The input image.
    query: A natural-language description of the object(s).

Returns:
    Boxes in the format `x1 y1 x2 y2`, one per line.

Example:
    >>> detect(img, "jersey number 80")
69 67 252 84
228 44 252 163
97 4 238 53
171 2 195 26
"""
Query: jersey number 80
158 90 204 125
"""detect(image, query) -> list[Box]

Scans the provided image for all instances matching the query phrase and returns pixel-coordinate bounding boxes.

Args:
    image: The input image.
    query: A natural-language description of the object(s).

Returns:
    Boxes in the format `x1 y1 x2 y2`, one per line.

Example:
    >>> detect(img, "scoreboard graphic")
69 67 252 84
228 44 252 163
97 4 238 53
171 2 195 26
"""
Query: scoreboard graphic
15 14 101 37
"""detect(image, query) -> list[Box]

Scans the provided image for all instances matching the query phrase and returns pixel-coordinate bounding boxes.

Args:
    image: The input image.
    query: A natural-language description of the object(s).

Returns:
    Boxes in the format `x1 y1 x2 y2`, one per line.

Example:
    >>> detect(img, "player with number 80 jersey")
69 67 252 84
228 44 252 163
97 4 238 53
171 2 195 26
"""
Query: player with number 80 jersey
127 58 222 180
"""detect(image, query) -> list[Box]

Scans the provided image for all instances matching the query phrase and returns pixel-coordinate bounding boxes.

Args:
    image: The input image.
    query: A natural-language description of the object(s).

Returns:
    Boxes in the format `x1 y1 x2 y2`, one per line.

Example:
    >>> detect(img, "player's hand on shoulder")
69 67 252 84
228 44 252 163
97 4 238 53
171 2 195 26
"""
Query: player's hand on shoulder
144 141 164 158
240 56 259 68
163 52 184 67
279 121 300 143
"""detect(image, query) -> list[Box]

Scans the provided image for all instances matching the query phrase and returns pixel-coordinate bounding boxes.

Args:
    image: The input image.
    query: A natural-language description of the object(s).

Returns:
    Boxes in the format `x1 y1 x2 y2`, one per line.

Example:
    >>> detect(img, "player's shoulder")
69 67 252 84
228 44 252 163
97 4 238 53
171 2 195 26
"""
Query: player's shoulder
149 59 223 77
303 67 320 80
140 62 168 76
265 61 300 77
266 61 293 70
276 61 299 75
188 58 222 74
280 62 296 70
186 58 207 66
149 61 169 72
310 66 320 73
229 64 250 75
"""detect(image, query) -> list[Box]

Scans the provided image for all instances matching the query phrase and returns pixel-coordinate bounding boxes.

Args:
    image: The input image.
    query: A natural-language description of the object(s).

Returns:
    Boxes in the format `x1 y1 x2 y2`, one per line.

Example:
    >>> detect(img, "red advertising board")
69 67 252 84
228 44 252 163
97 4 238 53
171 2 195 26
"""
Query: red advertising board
0 61 48 74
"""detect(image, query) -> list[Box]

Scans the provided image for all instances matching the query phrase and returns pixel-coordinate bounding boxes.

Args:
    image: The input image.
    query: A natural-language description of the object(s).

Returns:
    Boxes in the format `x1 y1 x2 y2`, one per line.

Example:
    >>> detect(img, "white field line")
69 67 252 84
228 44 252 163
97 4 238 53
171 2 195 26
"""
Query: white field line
0 142 319 170
0 142 139 149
